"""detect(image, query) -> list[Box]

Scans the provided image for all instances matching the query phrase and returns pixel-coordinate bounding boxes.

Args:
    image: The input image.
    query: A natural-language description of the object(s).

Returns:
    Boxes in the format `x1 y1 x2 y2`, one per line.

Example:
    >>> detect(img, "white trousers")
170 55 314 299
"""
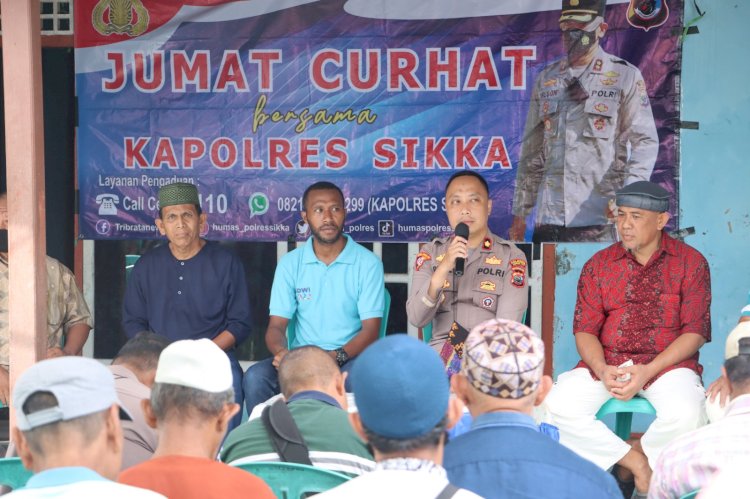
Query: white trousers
544 367 707 470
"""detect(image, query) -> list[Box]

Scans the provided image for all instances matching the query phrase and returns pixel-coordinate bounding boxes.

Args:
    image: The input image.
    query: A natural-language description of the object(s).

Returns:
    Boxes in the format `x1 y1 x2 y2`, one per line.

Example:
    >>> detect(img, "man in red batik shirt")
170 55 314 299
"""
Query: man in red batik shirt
544 181 711 497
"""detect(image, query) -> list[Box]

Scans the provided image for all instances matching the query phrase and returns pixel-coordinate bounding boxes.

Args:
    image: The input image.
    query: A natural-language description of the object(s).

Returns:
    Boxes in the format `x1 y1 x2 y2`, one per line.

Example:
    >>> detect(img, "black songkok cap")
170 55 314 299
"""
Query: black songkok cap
615 181 670 213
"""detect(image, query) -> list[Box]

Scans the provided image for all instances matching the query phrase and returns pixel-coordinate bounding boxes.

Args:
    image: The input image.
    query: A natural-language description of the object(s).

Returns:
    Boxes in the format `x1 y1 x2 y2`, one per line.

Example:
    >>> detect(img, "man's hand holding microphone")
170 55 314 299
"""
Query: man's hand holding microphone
426 222 469 300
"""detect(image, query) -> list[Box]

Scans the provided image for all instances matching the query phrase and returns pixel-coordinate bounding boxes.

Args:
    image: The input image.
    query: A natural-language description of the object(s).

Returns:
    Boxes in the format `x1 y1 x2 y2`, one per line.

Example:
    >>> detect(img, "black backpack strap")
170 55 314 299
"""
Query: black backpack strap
435 483 460 499
260 398 313 465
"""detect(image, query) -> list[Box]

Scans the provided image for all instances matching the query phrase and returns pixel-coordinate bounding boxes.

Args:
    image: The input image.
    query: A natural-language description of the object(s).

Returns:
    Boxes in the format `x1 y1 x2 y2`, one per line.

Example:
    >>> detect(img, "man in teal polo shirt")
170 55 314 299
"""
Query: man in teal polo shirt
243 181 385 413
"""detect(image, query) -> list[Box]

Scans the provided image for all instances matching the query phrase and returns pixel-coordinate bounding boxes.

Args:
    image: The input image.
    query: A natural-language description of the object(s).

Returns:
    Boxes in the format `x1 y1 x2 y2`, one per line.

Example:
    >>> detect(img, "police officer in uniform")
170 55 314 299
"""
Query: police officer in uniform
407 172 528 370
509 0 658 243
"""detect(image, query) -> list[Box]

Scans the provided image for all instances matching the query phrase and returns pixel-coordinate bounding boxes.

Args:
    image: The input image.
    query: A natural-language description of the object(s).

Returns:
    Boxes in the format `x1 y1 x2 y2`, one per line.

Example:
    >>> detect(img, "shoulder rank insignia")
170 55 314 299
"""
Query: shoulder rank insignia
415 251 431 272
482 237 493 250
436 253 445 263
543 78 557 87
480 280 496 291
485 255 502 265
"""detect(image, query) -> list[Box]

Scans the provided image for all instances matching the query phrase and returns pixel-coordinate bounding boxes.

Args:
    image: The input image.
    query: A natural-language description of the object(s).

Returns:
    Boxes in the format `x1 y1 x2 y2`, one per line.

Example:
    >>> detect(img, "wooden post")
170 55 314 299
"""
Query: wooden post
542 244 556 376
1 0 48 426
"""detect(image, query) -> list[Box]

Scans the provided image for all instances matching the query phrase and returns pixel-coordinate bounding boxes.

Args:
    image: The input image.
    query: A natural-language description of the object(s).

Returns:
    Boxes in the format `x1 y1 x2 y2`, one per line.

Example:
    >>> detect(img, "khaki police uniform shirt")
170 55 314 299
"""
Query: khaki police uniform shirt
513 45 658 227
406 231 528 350
0 255 93 368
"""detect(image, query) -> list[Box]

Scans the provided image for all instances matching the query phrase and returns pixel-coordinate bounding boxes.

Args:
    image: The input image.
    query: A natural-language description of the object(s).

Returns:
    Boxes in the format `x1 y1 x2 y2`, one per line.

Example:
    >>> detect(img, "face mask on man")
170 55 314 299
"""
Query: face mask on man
564 29 596 57
562 18 602 60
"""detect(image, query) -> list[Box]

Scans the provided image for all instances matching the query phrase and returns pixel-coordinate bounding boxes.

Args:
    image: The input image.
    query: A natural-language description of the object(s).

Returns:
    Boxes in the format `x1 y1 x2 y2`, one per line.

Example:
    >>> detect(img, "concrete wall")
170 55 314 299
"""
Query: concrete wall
552 2 749 402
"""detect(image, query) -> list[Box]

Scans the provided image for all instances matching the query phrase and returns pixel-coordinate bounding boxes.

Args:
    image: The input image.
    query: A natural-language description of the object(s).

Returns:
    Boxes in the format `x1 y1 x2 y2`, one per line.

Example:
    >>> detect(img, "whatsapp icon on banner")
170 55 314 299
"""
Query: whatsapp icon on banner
248 193 269 218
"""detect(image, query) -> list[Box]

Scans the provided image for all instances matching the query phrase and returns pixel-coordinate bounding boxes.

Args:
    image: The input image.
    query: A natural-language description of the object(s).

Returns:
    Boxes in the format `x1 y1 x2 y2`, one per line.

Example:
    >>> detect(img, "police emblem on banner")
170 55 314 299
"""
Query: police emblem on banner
627 0 670 32
92 0 150 36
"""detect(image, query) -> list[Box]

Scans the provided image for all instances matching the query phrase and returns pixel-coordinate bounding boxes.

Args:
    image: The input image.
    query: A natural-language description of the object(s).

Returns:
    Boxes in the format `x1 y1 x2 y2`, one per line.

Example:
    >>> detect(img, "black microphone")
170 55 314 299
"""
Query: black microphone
454 222 469 276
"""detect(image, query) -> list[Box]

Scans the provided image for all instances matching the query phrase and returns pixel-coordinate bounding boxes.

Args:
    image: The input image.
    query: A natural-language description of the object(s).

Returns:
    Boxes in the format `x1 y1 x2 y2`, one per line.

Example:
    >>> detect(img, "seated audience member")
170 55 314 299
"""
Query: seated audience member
0 191 93 407
243 181 384 413
706 296 750 421
649 333 750 498
696 458 750 499
110 331 170 470
119 339 274 498
7 357 163 498
318 335 480 499
221 346 374 475
122 182 252 430
544 181 710 496
445 318 621 499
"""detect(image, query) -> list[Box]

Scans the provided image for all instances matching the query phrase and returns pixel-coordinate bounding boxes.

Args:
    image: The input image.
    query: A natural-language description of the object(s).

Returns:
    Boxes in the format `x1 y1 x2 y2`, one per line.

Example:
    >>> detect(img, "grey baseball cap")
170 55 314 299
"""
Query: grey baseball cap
13 356 131 431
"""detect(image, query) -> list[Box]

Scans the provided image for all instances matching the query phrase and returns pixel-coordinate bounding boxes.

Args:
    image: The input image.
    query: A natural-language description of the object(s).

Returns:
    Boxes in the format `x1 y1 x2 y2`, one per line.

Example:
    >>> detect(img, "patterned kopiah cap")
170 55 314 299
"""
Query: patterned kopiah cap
462 319 545 399
615 181 670 213
158 182 200 209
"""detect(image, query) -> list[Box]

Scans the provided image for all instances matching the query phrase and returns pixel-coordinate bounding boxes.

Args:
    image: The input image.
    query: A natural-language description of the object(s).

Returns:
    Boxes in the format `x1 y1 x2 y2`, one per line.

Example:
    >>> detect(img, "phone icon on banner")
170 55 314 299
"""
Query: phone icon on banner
96 194 119 216
248 193 269 218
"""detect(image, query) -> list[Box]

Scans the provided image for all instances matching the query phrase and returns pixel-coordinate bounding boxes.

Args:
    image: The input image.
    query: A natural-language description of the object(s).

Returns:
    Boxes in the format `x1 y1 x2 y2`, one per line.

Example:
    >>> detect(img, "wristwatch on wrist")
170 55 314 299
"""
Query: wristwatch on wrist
335 347 349 367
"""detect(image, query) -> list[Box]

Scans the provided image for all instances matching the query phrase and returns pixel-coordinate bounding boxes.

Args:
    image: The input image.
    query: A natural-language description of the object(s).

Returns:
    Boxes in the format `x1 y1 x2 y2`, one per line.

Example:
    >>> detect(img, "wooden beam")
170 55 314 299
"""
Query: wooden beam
541 243 556 376
1 0 48 423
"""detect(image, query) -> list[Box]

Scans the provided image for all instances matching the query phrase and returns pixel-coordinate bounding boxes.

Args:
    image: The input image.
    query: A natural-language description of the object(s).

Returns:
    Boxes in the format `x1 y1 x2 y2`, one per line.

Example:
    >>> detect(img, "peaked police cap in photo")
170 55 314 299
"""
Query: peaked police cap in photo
560 0 606 22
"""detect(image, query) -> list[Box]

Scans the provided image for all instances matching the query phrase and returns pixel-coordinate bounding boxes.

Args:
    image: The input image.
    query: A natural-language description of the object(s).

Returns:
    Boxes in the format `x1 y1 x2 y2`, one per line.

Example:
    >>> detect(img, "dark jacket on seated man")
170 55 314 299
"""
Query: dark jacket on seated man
221 346 374 476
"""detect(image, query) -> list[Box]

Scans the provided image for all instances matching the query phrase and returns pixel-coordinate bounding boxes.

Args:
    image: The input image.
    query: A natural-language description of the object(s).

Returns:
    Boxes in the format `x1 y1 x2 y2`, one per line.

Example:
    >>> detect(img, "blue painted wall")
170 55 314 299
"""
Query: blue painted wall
552 2 750 427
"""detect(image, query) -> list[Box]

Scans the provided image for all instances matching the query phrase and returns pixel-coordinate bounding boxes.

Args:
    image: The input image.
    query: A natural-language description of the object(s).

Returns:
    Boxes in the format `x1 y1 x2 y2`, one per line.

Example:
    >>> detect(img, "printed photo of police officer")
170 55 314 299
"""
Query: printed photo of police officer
509 0 658 243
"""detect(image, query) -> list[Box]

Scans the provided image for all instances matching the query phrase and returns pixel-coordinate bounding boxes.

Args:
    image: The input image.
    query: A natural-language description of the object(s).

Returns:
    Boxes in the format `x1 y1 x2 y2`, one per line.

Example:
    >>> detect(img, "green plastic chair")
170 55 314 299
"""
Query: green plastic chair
232 461 349 499
125 254 140 282
0 457 33 491
287 287 391 348
596 396 656 440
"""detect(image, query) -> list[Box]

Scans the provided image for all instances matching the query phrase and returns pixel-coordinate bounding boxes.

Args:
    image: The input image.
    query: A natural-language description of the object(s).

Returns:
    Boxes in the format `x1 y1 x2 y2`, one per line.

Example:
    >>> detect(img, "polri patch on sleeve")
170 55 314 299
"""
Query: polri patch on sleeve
510 258 527 288
415 251 431 272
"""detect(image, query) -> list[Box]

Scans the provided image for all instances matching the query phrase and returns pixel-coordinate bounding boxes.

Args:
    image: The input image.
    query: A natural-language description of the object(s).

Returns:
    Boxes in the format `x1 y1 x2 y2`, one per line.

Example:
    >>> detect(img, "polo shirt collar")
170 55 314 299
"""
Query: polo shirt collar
25 467 109 489
725 393 750 417
301 234 356 265
471 411 539 432
287 390 342 409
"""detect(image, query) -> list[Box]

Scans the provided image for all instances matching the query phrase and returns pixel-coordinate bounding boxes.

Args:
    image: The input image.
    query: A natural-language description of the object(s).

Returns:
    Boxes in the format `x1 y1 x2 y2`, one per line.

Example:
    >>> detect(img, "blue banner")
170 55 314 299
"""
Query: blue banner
75 0 682 242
